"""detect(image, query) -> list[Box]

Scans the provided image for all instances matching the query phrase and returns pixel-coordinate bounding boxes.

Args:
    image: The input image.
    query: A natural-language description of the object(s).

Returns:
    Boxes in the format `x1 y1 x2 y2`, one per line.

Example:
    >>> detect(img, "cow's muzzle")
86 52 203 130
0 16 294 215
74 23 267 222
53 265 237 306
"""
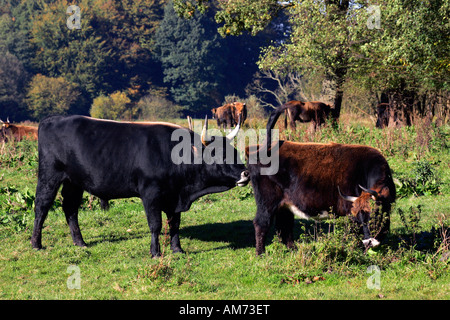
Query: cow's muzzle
361 221 380 248
236 171 250 187
363 238 380 248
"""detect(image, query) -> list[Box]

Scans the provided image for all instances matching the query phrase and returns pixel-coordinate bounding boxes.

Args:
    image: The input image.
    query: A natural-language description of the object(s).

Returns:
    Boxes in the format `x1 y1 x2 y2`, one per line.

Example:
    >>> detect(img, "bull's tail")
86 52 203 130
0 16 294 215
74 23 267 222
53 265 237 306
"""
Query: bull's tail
265 103 291 150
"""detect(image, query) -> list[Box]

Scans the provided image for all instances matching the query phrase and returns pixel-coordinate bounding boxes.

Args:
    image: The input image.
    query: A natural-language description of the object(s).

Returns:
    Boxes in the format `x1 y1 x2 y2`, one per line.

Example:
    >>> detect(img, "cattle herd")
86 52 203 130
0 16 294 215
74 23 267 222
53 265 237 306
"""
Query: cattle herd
2 99 396 257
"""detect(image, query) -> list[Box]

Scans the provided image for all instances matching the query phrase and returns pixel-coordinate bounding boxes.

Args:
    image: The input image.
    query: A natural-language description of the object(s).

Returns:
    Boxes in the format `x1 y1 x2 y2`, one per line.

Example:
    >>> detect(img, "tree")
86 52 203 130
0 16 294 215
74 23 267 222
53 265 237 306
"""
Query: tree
154 0 227 113
0 0 41 72
246 69 322 109
174 0 449 122
355 0 450 120
174 0 369 119
30 0 166 114
27 74 81 120
0 51 28 120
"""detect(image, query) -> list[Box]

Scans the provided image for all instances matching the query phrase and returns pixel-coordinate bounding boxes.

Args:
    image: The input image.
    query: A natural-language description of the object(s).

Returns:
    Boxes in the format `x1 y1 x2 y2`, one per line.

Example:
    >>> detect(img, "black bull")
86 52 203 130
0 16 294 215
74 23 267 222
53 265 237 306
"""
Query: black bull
31 115 250 257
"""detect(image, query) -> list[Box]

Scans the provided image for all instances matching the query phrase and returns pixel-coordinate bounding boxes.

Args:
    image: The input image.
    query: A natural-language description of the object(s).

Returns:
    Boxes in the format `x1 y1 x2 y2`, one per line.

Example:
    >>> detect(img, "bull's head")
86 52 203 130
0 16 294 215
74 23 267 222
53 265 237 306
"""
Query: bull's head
211 108 217 119
0 118 10 128
201 115 249 187
338 185 383 248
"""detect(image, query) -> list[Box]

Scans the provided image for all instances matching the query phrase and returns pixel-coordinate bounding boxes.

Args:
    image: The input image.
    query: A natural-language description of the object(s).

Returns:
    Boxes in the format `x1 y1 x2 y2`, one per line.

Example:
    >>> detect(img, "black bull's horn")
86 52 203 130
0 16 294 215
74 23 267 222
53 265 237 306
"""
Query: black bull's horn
201 115 241 145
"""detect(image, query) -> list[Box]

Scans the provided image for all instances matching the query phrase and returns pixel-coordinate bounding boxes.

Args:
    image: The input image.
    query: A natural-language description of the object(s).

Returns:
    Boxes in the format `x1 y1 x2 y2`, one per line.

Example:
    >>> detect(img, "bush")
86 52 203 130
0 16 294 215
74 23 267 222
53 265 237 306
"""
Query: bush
0 185 34 232
395 159 441 197
137 94 184 120
26 74 81 120
90 91 133 120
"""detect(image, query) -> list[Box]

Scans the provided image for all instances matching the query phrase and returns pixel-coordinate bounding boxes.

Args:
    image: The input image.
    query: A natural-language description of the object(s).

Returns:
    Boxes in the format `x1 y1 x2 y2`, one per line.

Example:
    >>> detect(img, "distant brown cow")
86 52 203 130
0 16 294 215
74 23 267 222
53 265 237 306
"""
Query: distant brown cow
280 100 333 130
212 102 247 130
232 102 247 126
1 119 38 141
211 103 236 129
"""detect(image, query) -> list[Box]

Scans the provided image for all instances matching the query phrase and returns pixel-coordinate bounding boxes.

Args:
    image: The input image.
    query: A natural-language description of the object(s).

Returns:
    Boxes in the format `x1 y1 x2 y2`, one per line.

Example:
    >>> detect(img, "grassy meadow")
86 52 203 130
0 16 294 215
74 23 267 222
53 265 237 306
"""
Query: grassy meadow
0 114 449 300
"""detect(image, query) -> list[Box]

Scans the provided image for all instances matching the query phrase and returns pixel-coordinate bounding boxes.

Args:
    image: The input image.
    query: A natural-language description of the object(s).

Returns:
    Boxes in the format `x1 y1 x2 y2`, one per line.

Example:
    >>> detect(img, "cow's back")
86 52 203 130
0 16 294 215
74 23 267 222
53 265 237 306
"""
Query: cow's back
37 115 183 199
252 141 394 216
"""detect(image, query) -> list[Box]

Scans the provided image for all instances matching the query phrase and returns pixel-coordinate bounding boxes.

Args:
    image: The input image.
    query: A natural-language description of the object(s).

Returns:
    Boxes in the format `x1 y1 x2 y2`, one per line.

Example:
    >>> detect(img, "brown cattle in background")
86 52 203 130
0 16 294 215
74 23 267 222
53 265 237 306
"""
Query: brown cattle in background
232 102 247 126
211 103 236 129
1 119 38 142
280 100 333 130
212 102 247 130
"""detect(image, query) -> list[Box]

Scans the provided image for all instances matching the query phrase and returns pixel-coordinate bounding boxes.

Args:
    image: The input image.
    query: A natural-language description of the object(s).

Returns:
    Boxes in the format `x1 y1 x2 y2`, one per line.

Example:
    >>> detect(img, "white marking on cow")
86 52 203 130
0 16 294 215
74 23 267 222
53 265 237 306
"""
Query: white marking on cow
287 204 311 220
286 204 331 221
363 238 380 248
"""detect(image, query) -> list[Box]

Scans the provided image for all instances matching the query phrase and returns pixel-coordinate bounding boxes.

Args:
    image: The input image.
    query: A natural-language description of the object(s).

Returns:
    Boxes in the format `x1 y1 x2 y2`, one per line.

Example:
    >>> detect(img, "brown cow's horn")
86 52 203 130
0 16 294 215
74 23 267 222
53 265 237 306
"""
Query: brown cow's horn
201 115 210 145
359 185 378 198
338 186 358 203
226 114 241 140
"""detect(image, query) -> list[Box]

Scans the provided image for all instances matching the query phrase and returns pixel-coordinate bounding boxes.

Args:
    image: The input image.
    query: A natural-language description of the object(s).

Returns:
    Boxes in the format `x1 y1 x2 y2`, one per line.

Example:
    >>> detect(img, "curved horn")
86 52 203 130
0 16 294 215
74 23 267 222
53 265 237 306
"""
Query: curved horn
359 185 378 198
187 116 193 131
201 115 210 145
226 114 241 140
338 186 358 203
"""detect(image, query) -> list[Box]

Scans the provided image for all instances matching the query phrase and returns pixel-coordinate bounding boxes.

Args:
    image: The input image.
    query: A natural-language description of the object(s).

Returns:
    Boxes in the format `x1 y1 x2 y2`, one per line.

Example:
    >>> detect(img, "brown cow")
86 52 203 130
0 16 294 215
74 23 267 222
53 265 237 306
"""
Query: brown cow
280 100 333 130
245 109 396 255
1 119 38 141
232 102 247 126
211 103 235 129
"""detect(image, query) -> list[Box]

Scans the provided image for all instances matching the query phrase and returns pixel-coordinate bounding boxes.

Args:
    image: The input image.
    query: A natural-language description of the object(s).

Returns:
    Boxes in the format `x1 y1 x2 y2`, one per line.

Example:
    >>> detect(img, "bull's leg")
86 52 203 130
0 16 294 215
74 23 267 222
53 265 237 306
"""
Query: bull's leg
253 209 274 256
166 211 184 254
275 207 295 250
288 110 297 130
142 198 162 258
226 118 232 130
61 182 86 247
31 174 63 249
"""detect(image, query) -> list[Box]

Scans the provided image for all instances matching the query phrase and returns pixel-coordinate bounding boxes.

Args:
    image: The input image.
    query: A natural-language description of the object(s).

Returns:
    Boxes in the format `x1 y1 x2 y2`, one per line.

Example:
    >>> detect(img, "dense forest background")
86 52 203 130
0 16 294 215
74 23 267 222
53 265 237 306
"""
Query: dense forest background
0 0 448 122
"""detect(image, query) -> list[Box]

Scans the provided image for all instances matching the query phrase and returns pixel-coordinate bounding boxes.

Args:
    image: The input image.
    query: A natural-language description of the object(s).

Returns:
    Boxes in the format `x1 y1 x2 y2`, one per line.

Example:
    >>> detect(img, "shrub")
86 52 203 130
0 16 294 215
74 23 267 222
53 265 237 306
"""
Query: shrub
27 74 81 120
137 94 184 120
0 185 34 232
90 91 134 120
395 159 441 197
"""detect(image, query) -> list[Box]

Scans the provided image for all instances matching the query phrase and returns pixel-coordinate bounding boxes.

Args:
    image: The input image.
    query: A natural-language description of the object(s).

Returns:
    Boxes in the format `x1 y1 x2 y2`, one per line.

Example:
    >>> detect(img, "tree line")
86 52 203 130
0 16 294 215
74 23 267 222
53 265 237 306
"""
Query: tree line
176 0 449 124
0 0 449 124
0 0 283 121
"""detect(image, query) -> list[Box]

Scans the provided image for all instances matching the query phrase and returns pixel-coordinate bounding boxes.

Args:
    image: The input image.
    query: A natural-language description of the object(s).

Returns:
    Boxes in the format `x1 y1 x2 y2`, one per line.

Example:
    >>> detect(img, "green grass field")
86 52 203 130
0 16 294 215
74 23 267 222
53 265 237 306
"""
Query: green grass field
0 115 449 300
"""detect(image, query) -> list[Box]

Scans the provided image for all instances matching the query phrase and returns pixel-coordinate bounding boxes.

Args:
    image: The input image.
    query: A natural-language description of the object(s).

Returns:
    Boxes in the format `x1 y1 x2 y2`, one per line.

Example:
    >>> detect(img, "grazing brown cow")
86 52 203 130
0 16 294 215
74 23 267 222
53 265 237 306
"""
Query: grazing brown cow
1 119 38 141
211 103 236 129
245 109 396 255
279 100 333 130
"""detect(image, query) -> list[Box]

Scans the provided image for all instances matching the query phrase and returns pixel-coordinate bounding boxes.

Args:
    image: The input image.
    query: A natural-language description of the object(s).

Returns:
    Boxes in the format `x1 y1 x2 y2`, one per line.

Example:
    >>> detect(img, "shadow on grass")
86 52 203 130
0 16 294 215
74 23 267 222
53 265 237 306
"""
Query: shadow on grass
181 218 449 256
181 220 255 249
181 219 307 250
